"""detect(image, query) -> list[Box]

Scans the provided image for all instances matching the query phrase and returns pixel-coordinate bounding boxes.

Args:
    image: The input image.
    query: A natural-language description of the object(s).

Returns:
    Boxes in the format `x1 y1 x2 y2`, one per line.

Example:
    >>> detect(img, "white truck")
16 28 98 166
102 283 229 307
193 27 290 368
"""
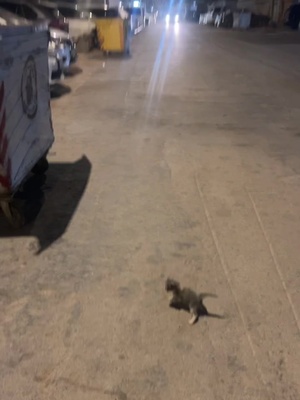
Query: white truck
0 25 54 227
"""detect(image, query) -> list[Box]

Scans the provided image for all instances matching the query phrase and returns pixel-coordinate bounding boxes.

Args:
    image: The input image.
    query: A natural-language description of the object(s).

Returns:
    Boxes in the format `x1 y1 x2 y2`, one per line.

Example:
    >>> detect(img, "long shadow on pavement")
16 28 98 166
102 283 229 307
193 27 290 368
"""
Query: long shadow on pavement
50 83 72 99
0 155 92 254
88 51 132 61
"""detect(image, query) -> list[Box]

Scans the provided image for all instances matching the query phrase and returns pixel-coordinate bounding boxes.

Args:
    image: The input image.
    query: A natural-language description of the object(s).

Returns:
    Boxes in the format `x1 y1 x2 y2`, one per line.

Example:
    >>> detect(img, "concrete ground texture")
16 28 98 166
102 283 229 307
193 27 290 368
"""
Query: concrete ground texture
1 24 300 400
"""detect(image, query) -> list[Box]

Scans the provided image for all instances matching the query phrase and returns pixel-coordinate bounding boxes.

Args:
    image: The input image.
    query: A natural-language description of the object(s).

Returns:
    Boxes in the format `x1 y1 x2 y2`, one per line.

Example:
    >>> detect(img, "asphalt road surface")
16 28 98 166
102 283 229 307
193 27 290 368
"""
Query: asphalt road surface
1 23 300 400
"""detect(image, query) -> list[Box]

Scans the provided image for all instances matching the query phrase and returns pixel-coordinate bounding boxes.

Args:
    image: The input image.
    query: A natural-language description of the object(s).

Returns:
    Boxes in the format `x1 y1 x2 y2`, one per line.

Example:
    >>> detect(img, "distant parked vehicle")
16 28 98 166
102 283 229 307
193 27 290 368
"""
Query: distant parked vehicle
250 13 270 28
0 6 63 84
0 0 69 31
199 12 206 24
48 52 64 85
0 0 77 68
48 28 75 70
215 8 233 28
203 7 222 25
35 1 96 43
284 4 300 30
196 5 207 24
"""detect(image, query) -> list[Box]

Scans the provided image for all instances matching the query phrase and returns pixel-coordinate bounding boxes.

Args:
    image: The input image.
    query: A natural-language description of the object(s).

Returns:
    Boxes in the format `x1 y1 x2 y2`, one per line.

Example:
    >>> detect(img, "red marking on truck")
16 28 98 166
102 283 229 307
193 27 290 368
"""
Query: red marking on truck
0 82 12 190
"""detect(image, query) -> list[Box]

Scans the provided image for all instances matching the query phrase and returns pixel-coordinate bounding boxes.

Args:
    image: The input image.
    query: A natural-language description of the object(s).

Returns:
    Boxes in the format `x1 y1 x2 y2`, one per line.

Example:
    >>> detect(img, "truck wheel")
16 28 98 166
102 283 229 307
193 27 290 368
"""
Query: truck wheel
32 156 49 175
1 200 25 229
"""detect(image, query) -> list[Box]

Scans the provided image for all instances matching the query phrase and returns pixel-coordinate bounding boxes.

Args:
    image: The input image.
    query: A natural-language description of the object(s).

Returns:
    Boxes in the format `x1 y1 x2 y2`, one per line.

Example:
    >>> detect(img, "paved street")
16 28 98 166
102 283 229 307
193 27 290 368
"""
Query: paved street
1 23 300 400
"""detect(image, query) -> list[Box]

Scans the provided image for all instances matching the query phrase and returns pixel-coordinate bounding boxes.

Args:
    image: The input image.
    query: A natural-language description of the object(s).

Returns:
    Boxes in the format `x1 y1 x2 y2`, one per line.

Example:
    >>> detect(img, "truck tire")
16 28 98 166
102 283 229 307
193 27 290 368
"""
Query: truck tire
1 199 25 229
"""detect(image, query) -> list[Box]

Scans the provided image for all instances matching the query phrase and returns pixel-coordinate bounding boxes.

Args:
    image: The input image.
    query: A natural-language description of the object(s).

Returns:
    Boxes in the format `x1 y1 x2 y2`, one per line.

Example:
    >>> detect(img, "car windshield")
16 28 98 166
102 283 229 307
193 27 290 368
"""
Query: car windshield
0 6 29 24
0 7 17 19
58 7 80 18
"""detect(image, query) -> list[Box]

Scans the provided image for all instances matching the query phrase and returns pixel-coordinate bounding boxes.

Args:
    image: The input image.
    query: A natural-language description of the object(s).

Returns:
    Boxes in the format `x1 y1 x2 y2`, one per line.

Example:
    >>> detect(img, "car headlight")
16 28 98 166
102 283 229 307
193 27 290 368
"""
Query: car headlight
49 37 66 51
48 39 58 52
175 14 179 23
165 14 170 23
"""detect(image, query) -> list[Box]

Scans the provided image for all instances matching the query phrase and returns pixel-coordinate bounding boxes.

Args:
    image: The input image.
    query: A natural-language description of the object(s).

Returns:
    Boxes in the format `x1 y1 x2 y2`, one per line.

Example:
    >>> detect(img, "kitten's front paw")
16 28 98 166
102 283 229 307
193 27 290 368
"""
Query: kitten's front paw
189 315 198 325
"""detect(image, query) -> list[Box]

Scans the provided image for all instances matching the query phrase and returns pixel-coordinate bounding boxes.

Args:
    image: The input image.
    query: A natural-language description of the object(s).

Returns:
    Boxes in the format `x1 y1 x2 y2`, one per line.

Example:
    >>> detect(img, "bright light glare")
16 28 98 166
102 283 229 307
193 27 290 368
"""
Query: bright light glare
165 14 170 23
175 14 179 23
174 23 179 34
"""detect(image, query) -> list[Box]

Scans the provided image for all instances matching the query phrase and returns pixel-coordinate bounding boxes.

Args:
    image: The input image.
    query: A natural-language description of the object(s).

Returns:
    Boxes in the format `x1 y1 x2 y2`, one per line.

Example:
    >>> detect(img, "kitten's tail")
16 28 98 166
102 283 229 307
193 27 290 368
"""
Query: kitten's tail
198 292 218 301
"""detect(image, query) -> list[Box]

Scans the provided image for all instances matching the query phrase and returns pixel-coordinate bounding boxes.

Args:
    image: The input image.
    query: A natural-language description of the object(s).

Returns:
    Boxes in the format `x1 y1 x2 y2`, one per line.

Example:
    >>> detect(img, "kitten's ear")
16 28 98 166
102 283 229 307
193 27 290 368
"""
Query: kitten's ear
171 279 180 289
165 278 180 292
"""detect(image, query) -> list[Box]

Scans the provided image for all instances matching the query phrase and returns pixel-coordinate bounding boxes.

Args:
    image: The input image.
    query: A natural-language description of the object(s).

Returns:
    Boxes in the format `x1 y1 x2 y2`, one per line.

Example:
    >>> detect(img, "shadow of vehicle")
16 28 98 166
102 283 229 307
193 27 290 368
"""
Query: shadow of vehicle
64 66 83 78
103 52 132 59
50 83 72 99
236 31 300 45
0 155 92 254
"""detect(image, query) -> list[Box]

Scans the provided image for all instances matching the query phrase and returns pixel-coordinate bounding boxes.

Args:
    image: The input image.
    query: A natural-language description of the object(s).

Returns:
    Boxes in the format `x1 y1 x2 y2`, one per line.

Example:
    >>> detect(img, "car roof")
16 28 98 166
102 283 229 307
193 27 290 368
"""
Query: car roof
31 1 58 9
0 0 29 3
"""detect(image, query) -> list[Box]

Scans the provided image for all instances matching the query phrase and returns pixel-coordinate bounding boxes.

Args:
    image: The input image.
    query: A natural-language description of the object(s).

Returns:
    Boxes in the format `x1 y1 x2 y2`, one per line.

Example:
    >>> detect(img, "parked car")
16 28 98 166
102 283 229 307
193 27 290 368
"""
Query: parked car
0 6 63 84
35 1 96 42
0 0 77 68
250 13 270 28
48 53 64 84
197 5 207 22
0 0 68 31
203 7 222 25
215 8 233 28
199 12 206 24
284 4 300 30
48 28 75 69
